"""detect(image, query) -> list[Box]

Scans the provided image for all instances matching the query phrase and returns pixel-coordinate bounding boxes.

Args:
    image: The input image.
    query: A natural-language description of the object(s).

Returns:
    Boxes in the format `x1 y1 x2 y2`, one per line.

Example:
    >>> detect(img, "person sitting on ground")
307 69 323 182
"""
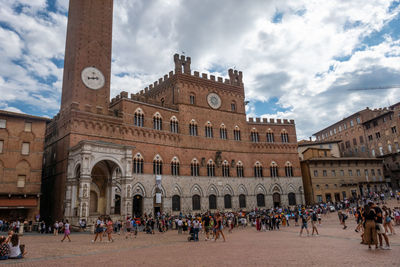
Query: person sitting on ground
0 236 10 260
8 233 26 259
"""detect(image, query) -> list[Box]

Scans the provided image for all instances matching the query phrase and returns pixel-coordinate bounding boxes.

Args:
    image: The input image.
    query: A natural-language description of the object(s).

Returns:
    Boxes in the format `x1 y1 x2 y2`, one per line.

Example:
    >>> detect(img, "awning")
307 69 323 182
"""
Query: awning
0 198 38 208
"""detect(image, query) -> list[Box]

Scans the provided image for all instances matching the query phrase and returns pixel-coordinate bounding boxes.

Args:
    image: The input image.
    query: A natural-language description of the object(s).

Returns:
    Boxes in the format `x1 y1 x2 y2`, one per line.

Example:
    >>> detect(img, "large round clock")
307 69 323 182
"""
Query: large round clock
207 93 222 109
81 67 105 90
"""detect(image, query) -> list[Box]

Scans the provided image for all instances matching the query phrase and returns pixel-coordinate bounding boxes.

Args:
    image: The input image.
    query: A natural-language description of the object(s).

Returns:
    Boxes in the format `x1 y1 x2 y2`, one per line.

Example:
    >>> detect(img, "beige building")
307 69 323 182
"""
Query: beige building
300 147 385 204
298 140 341 160
0 110 50 220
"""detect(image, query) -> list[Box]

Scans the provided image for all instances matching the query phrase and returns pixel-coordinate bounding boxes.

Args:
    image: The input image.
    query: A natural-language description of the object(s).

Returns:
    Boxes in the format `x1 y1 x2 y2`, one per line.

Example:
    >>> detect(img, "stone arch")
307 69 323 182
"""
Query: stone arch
172 184 183 196
90 181 101 196
254 184 267 195
223 184 235 196
190 184 204 197
287 184 296 193
153 111 162 118
153 154 163 161
170 115 178 122
237 184 248 195
90 156 125 177
207 184 219 197
16 160 31 176
132 182 146 197
269 183 283 194
151 184 166 196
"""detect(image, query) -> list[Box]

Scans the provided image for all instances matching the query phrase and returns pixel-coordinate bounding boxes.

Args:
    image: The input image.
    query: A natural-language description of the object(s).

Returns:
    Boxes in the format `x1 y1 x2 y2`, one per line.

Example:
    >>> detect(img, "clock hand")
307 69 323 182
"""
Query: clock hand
87 76 99 80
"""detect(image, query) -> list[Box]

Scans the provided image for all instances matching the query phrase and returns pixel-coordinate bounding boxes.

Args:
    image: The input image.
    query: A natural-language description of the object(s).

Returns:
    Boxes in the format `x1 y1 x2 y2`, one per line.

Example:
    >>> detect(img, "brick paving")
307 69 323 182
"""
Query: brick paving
1 209 400 266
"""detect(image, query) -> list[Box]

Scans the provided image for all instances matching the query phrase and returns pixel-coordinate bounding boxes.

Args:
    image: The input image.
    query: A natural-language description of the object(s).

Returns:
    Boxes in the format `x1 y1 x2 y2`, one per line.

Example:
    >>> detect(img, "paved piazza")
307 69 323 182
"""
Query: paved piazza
1 210 399 266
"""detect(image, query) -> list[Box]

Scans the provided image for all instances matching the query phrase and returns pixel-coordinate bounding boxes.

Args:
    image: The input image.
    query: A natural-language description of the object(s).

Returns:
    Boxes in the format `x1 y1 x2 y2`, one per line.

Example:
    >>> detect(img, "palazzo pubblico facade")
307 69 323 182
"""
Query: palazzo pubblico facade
41 0 304 224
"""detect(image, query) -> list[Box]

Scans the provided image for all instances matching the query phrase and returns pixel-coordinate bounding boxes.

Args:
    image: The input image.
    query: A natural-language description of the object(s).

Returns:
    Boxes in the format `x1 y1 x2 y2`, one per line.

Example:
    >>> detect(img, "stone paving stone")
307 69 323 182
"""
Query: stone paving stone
1 205 400 266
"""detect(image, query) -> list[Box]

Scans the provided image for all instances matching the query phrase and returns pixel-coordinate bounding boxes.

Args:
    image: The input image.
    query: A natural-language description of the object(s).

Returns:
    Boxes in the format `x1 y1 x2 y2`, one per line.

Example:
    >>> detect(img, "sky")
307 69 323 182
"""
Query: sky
0 0 400 140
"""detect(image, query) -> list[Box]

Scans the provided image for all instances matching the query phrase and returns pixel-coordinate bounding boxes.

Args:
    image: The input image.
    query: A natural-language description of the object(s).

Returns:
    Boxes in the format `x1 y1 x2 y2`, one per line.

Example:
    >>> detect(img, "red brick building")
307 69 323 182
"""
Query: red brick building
41 0 304 224
0 110 49 221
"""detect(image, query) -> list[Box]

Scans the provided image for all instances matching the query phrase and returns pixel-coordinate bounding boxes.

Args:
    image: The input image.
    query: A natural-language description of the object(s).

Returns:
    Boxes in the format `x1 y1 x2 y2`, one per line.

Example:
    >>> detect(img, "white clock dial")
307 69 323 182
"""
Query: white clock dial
207 93 221 109
81 67 105 90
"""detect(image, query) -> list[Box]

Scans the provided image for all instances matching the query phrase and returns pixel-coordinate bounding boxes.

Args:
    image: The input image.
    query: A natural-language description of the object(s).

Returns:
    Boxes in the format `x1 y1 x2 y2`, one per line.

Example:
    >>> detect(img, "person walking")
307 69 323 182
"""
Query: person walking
373 203 391 250
299 209 309 237
363 202 378 249
61 220 71 242
214 212 226 242
311 210 319 236
107 218 114 242
92 217 103 243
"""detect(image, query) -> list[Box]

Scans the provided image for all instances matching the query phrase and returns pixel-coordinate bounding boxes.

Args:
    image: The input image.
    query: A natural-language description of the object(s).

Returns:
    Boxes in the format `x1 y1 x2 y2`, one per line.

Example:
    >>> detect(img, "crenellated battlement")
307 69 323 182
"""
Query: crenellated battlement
110 91 178 110
247 117 295 125
109 53 245 108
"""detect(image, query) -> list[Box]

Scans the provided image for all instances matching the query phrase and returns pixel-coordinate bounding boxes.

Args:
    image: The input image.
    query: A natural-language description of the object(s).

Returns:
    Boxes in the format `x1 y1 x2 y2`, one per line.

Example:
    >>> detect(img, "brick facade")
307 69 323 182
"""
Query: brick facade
0 111 49 220
41 0 304 224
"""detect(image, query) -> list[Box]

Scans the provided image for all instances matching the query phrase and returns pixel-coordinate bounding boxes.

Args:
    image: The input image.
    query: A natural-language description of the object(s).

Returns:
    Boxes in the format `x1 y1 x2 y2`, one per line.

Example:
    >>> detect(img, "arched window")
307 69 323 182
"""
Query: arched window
189 94 196 105
205 121 213 138
231 101 236 112
220 124 227 140
192 194 201 210
270 162 279 177
153 155 163 175
133 153 144 174
281 130 289 143
288 192 296 205
189 119 198 136
251 128 259 143
224 195 232 209
233 126 241 141
266 129 274 143
170 116 179 133
171 157 180 176
222 160 230 177
257 194 265 207
190 158 200 176
209 195 217 210
254 161 263 177
239 194 246 208
172 195 181 211
207 160 215 177
236 161 244 177
134 108 144 127
160 98 165 106
285 162 293 177
153 112 162 130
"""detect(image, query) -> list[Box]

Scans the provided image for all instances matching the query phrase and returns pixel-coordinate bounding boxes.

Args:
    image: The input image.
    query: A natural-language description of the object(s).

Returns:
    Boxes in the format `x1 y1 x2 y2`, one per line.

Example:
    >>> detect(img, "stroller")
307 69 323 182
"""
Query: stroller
187 227 195 241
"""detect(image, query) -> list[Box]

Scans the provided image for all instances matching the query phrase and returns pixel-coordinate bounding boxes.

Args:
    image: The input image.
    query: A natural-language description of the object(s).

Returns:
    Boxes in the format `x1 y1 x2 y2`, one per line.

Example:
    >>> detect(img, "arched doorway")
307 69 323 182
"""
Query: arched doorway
90 160 120 215
153 187 163 217
224 195 232 209
273 193 281 208
132 195 143 217
288 192 296 205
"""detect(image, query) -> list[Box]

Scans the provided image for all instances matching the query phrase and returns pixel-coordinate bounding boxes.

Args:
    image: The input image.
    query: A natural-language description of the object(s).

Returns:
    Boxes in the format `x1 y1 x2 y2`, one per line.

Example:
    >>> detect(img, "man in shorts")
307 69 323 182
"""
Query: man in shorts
203 214 210 240
299 209 309 237
373 203 391 250
311 210 319 236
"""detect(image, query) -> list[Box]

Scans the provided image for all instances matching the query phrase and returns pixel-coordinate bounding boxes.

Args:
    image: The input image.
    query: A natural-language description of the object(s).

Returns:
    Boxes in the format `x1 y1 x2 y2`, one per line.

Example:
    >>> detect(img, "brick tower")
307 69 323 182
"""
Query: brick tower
60 0 114 112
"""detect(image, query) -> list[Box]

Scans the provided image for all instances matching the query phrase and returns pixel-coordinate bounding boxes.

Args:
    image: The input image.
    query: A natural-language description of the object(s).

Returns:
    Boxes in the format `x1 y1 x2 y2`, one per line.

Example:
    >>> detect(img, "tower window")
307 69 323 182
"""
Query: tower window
190 95 195 105
134 109 144 127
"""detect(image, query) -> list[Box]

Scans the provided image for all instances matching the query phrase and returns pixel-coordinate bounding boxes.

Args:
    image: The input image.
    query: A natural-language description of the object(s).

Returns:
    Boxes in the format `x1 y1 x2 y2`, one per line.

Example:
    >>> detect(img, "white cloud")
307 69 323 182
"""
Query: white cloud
0 0 399 140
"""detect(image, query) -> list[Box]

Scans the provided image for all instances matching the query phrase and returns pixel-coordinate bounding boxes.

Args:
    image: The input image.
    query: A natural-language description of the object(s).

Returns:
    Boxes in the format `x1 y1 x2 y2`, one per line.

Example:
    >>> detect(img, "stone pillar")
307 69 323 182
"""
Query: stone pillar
121 181 132 218
110 181 117 214
78 176 91 219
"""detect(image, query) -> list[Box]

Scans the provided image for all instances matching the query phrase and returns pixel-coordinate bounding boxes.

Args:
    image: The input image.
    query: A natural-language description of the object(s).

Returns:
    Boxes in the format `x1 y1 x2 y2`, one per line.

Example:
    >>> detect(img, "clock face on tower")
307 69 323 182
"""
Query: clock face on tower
81 67 105 90
207 93 222 109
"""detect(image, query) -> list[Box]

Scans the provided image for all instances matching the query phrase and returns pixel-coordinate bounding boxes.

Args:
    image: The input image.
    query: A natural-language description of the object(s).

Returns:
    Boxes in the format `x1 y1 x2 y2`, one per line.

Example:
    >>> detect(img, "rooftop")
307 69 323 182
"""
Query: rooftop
0 109 51 122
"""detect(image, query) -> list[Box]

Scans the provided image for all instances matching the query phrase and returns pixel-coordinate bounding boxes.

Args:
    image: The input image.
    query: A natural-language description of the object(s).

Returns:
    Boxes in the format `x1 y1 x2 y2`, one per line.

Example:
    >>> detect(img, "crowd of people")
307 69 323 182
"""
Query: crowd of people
0 191 399 261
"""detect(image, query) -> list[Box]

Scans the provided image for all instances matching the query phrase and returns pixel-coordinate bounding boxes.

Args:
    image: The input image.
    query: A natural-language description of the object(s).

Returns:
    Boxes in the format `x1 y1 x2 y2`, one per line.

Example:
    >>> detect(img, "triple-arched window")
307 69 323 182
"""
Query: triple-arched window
170 116 179 133
153 155 163 175
134 108 144 127
233 126 241 141
220 124 227 139
285 162 293 177
251 128 259 143
205 122 213 138
266 129 274 143
133 153 144 174
207 159 215 177
254 161 263 177
189 119 198 136
236 161 244 177
190 158 200 176
171 157 180 176
222 160 230 177
270 162 279 177
153 112 162 130
281 130 289 143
